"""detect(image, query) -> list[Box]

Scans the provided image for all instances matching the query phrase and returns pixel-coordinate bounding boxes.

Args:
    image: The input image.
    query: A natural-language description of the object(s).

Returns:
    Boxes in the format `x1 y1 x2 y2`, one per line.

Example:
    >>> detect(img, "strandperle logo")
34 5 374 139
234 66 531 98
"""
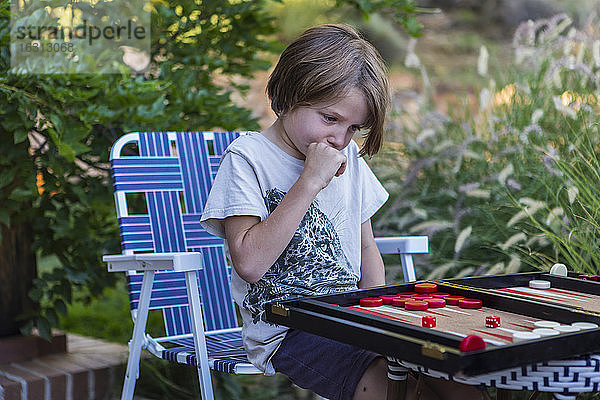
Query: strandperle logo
15 19 147 46
10 0 150 74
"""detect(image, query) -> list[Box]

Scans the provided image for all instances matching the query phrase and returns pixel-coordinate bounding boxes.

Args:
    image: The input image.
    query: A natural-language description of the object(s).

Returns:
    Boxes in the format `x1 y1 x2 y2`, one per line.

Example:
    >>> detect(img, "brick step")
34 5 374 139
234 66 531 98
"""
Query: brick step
0 333 129 400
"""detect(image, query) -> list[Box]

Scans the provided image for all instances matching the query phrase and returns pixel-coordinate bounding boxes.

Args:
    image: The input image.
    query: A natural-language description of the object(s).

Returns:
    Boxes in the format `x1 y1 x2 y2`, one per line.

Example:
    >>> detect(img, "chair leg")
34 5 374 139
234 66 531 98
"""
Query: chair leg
387 379 407 400
386 357 408 400
400 254 417 282
527 392 540 400
185 270 214 400
121 270 155 400
414 373 424 399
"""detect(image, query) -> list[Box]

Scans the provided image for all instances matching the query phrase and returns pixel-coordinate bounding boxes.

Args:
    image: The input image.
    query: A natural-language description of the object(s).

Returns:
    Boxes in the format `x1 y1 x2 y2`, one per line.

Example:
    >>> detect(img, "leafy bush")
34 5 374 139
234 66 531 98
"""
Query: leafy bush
0 0 276 338
373 13 600 280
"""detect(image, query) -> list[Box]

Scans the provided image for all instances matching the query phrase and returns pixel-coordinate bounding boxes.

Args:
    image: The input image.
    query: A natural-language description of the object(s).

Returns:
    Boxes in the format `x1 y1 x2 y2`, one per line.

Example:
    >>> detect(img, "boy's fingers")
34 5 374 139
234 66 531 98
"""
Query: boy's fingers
335 161 346 177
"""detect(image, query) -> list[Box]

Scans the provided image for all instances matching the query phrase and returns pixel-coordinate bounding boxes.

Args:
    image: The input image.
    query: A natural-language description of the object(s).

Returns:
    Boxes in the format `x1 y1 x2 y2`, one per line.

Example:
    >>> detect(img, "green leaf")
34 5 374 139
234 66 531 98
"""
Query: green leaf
57 142 76 162
13 129 29 144
49 114 64 136
54 299 68 316
0 168 16 189
36 317 51 340
47 127 60 144
8 187 32 202
45 308 59 327
356 0 373 13
0 208 9 227
65 269 89 284
20 320 34 336
403 16 424 37
2 111 28 134
29 287 44 302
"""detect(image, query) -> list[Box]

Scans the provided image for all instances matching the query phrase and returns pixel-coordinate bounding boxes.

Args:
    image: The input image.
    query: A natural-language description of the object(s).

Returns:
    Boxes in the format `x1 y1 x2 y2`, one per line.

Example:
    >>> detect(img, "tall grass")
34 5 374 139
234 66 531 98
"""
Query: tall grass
373 14 600 280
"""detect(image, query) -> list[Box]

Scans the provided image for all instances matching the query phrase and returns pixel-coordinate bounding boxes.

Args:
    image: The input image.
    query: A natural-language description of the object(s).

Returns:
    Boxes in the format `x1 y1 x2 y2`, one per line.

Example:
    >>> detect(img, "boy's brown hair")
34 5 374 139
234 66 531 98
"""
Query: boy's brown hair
267 24 390 157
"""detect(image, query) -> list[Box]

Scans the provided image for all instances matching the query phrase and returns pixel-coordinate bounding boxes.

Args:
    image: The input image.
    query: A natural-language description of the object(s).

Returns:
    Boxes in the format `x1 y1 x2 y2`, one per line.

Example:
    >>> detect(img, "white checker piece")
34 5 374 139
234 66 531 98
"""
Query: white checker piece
532 328 559 336
534 320 561 328
571 322 598 330
513 331 541 342
529 279 551 289
549 263 568 276
554 325 580 333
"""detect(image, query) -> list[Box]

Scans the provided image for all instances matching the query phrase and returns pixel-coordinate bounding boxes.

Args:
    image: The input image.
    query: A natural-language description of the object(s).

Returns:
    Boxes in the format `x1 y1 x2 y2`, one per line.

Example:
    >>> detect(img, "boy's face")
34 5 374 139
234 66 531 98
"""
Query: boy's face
281 87 368 159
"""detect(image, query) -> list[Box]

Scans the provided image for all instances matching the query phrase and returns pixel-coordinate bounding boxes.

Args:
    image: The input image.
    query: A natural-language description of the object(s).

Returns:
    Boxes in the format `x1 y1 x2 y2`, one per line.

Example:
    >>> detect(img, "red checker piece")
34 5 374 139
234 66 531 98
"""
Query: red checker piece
396 292 417 297
579 274 598 281
405 300 429 311
485 315 501 328
392 297 409 308
414 282 437 293
432 292 451 298
445 296 466 306
379 294 400 305
459 335 486 352
359 297 383 307
425 298 446 308
458 298 483 309
422 315 436 328
412 294 434 299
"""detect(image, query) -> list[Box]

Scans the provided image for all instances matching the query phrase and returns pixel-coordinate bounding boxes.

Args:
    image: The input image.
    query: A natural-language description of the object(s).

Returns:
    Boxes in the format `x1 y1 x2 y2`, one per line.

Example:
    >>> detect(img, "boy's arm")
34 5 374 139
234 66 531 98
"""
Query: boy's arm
224 142 346 284
358 219 385 289
224 178 318 283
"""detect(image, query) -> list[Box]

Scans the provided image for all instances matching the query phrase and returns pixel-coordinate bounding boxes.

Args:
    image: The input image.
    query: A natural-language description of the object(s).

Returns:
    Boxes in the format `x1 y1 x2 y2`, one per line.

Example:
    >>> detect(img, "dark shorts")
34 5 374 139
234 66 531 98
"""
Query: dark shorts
271 329 381 400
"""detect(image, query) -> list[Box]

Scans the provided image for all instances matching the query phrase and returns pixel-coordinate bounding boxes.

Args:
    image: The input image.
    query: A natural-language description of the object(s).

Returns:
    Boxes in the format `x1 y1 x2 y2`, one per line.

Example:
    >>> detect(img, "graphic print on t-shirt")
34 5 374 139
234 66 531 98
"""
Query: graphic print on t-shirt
244 188 359 323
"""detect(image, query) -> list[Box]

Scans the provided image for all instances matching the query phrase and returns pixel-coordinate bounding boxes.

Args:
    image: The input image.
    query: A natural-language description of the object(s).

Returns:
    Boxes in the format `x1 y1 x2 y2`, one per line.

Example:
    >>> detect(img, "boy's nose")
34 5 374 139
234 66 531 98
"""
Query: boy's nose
327 131 345 149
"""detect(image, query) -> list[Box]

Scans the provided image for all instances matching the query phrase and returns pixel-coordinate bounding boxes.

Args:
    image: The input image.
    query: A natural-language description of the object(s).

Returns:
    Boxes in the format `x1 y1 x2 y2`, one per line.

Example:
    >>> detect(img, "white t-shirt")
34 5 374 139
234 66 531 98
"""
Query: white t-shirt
200 132 388 375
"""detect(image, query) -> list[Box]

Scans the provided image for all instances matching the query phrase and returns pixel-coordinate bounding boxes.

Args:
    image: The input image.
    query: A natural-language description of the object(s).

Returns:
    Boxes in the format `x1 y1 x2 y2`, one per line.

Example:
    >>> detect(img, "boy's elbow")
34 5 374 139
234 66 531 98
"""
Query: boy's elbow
231 258 263 284
237 268 260 284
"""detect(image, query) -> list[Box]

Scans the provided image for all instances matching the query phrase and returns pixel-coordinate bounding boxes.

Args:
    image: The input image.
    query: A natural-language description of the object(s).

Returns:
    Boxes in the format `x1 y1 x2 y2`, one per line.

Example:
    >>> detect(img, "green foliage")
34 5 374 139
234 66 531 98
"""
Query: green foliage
0 0 276 338
58 279 164 343
265 0 341 42
265 0 421 65
512 122 600 274
340 0 426 37
373 14 600 280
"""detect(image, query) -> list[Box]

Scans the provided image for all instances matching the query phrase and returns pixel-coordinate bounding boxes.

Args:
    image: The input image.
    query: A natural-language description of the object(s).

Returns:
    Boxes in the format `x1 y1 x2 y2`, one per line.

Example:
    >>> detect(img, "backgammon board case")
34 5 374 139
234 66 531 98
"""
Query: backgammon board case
265 281 600 376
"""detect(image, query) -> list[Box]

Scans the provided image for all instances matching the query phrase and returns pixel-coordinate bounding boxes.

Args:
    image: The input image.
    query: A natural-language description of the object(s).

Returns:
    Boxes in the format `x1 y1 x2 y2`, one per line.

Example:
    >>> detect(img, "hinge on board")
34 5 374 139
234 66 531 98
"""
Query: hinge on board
271 303 290 317
421 342 447 360
572 308 600 317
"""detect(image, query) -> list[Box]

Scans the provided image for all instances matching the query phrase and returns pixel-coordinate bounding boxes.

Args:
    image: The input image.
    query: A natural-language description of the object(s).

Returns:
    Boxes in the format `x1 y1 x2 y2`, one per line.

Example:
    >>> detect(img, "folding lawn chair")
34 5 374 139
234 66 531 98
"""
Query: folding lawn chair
103 131 428 400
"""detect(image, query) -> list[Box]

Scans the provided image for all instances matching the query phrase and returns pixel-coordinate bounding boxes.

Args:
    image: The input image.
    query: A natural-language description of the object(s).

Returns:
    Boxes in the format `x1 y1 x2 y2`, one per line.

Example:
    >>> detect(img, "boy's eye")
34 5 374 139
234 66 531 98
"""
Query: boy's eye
323 114 337 123
351 125 361 132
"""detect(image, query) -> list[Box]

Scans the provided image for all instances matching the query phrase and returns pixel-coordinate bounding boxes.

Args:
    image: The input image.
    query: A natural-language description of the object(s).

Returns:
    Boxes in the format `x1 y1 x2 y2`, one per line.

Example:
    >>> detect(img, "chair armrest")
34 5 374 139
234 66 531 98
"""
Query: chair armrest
103 252 203 272
375 236 428 255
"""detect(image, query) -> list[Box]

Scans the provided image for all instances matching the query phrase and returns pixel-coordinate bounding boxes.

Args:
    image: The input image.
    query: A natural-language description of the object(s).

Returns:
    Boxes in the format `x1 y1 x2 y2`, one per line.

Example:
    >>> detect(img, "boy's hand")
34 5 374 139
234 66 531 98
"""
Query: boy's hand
300 142 347 193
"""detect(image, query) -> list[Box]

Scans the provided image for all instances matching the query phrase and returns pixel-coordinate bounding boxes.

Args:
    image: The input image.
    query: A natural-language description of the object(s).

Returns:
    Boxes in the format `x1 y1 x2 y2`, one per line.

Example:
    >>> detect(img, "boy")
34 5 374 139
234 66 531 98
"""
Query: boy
201 24 481 400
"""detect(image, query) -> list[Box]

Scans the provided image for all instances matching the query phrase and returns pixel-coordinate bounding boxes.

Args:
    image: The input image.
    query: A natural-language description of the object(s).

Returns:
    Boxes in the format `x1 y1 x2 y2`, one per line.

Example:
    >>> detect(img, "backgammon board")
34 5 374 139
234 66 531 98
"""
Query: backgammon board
265 278 600 376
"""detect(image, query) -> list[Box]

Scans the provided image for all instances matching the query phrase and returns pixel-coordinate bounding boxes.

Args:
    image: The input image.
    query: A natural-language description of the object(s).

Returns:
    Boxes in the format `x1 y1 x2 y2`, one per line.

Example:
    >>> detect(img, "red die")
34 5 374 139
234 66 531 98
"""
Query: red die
422 315 436 328
485 315 501 328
